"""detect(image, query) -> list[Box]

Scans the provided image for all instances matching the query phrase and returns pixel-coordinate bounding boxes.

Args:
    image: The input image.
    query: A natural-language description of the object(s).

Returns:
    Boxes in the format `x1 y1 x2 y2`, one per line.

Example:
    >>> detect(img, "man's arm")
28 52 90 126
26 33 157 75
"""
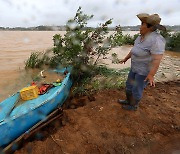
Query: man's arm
145 54 163 87
119 51 132 64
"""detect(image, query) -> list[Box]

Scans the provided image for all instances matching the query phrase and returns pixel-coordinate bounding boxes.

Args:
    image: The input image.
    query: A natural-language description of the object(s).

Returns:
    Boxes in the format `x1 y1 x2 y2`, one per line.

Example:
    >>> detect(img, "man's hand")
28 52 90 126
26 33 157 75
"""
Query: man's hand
144 54 163 87
119 59 127 64
119 51 131 64
144 74 155 87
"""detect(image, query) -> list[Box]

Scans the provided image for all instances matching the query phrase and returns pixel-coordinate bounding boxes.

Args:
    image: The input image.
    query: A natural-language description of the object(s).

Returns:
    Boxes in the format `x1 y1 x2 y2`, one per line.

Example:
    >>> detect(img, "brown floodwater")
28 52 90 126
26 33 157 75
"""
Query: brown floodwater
0 31 64 101
0 31 179 101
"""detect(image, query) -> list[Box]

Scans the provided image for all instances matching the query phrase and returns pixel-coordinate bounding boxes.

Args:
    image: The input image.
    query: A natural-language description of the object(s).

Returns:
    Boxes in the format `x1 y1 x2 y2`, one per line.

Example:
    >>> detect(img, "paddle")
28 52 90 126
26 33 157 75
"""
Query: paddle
6 93 20 117
0 93 20 123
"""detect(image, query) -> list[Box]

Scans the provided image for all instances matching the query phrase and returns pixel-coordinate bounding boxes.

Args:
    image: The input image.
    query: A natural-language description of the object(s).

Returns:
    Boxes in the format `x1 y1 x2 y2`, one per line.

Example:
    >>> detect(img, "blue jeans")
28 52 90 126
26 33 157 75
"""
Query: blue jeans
126 69 148 100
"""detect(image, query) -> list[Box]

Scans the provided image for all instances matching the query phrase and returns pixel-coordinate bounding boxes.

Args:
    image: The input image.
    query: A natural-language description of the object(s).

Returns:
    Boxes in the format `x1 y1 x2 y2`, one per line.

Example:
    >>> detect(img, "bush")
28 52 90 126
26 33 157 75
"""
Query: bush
25 7 124 83
166 32 180 52
123 34 139 45
111 31 139 46
48 7 123 81
25 52 50 68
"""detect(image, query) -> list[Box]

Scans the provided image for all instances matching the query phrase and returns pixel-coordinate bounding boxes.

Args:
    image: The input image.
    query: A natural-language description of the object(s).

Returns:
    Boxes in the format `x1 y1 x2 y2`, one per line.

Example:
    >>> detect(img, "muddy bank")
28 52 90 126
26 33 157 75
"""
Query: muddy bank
155 53 180 82
15 80 180 154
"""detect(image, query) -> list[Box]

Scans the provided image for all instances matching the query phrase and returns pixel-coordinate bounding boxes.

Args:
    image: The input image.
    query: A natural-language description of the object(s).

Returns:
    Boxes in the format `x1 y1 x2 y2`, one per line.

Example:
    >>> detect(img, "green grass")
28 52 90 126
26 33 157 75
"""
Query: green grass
72 66 130 96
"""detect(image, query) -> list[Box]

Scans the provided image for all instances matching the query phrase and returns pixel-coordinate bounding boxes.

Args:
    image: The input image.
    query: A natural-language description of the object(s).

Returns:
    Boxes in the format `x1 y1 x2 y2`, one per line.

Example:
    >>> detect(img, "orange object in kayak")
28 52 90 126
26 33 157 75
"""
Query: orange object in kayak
39 84 54 95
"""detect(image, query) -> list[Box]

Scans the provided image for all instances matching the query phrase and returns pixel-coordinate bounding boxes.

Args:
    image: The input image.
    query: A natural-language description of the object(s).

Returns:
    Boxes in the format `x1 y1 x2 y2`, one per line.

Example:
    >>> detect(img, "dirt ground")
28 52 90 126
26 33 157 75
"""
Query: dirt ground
14 80 180 154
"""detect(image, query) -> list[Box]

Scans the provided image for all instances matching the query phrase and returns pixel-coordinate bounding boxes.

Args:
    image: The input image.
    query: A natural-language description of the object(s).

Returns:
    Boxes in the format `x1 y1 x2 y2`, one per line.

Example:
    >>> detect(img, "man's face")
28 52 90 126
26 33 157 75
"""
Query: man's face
140 22 151 35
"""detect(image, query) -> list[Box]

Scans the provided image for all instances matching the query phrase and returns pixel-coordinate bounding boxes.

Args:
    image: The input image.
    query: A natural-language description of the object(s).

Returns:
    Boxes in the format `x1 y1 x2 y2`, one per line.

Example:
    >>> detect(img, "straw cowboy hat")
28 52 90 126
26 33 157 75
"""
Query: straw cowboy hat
137 13 166 31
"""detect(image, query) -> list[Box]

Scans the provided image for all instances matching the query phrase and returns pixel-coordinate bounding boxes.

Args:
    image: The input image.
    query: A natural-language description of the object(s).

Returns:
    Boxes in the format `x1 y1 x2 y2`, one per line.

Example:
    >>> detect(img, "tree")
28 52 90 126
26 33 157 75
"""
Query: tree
25 7 123 82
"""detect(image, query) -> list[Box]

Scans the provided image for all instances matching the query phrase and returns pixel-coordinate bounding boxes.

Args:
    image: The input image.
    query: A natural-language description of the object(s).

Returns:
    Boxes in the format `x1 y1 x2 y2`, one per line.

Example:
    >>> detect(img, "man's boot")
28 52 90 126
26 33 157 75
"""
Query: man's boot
118 91 132 105
122 96 140 111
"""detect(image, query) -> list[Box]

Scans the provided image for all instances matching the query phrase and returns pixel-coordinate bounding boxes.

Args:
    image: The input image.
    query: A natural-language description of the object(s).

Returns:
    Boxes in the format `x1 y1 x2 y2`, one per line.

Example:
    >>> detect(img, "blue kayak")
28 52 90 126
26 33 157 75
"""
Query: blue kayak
0 68 72 148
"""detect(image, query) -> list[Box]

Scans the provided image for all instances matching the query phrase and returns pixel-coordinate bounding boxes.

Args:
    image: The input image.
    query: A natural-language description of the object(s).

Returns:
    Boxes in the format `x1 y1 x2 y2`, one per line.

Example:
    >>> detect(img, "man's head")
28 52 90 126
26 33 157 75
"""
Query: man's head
137 13 166 35
139 22 152 36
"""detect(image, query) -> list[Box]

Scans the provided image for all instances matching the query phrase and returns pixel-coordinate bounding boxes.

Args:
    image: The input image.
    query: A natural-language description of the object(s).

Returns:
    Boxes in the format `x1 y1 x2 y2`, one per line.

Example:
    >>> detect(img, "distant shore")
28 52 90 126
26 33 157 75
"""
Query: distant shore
0 25 180 31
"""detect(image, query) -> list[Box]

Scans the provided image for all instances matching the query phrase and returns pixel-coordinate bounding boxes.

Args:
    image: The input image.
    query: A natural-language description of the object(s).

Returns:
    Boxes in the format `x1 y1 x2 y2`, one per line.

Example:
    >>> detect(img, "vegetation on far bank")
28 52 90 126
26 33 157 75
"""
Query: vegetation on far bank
161 31 180 52
1 25 180 31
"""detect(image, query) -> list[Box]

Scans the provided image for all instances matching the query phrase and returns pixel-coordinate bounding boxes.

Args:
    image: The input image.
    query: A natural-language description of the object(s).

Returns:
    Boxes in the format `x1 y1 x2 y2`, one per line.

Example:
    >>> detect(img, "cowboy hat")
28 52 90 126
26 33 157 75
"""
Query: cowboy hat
137 13 166 31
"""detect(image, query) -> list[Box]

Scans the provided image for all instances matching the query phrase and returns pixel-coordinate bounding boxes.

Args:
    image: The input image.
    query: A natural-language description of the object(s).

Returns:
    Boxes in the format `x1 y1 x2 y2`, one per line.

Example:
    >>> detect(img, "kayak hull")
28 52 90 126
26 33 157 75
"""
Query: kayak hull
0 68 72 148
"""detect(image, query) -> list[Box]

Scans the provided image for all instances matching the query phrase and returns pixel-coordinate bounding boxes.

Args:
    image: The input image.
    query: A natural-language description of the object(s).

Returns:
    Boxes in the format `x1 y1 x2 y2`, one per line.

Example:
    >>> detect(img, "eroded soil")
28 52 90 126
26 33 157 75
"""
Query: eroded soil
15 80 180 154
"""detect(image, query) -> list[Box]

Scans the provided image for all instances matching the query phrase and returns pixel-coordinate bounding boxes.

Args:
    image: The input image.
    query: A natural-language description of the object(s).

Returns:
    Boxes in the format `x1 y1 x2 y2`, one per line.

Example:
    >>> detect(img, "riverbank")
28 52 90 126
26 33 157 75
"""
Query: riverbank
13 47 180 154
15 80 180 154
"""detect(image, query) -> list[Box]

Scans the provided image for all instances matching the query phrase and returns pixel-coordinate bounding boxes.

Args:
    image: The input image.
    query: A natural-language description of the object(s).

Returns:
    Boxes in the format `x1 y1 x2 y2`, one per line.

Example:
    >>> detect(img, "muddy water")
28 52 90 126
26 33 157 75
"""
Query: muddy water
0 31 179 101
0 31 64 101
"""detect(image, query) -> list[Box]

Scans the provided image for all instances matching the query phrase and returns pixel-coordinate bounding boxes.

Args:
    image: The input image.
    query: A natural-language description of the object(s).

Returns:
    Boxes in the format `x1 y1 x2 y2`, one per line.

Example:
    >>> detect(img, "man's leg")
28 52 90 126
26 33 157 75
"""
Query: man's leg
118 70 135 104
122 73 147 110
132 73 147 100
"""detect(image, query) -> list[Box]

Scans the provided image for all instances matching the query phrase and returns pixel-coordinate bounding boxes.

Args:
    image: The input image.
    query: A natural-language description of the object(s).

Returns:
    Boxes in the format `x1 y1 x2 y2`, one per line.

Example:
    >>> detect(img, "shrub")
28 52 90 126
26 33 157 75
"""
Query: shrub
45 7 123 81
166 32 180 52
25 51 50 68
25 7 130 94
110 31 139 46
123 34 134 45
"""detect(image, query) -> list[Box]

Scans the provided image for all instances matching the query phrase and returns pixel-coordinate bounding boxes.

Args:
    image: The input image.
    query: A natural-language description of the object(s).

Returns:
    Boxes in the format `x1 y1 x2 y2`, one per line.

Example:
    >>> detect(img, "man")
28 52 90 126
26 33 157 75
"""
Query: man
118 13 166 111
